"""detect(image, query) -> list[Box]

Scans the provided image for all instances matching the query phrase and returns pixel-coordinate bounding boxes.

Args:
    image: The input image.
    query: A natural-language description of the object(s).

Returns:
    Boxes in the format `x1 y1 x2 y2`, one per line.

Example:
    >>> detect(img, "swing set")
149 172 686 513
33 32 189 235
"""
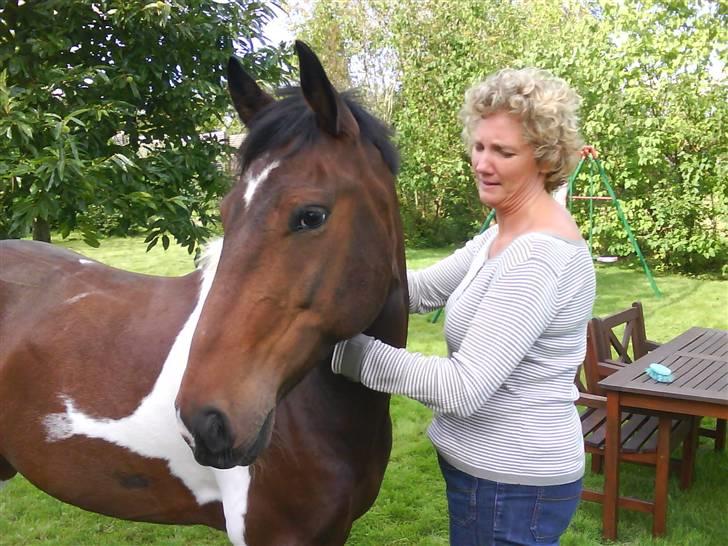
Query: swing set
566 147 661 297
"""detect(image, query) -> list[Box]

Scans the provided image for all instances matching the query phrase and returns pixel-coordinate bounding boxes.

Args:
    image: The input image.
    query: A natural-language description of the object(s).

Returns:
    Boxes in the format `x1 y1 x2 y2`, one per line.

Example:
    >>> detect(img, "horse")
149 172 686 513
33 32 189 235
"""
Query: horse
0 41 408 545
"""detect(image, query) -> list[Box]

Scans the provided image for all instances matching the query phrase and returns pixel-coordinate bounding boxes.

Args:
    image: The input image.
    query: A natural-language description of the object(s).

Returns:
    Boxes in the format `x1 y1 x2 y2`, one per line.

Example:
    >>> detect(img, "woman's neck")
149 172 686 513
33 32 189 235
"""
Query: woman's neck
494 188 551 236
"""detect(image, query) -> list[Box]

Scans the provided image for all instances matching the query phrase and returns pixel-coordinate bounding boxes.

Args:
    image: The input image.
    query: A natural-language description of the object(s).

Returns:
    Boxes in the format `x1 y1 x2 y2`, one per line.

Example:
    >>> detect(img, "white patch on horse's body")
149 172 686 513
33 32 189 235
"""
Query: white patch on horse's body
42 237 252 545
78 259 94 265
243 159 279 207
43 406 76 441
65 292 91 305
176 407 196 450
214 467 252 546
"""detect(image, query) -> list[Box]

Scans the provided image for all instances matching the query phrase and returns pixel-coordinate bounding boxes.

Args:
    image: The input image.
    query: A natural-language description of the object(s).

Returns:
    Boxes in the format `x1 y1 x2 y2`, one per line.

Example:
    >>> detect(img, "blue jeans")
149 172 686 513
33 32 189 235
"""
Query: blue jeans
438 455 582 545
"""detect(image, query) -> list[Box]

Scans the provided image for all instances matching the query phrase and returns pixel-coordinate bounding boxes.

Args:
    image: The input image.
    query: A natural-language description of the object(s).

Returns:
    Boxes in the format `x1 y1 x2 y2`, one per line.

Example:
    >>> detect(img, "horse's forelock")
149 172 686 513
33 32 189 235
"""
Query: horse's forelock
236 88 399 177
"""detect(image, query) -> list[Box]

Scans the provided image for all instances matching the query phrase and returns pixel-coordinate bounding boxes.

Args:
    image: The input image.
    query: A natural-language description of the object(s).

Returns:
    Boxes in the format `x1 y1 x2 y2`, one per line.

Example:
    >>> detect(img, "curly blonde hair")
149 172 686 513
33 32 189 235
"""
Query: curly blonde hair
459 68 583 193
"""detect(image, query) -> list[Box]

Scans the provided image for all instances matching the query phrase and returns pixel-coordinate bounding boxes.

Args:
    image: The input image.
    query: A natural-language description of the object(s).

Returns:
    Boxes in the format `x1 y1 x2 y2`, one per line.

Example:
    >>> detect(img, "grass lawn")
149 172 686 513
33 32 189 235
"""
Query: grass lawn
1 236 726 545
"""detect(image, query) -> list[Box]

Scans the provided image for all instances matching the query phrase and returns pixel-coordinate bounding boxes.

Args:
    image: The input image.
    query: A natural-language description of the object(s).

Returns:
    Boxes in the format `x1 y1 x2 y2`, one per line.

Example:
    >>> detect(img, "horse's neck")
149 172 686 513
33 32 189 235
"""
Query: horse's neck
315 272 408 411
364 274 408 349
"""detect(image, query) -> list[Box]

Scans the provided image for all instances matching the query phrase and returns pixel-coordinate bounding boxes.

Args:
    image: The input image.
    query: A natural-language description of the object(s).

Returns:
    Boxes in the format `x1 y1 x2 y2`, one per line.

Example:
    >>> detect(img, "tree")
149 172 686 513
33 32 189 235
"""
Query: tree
296 0 592 246
291 0 399 123
386 0 556 246
0 0 289 252
595 0 727 273
526 0 728 272
297 0 728 273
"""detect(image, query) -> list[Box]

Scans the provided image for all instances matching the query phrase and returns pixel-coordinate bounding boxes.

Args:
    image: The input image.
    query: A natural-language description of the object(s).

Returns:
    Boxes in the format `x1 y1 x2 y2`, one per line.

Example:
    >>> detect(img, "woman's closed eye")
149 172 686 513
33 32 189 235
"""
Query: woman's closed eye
494 146 515 158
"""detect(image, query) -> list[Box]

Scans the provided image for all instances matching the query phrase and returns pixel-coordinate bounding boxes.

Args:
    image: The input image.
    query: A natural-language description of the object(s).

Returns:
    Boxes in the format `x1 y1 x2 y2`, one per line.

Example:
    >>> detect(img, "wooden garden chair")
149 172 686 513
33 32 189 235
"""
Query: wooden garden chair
577 306 700 533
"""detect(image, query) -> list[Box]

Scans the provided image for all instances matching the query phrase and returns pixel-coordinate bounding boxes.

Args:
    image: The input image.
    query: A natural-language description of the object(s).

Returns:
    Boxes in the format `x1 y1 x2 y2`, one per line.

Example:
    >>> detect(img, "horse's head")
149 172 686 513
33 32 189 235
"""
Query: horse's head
175 42 405 469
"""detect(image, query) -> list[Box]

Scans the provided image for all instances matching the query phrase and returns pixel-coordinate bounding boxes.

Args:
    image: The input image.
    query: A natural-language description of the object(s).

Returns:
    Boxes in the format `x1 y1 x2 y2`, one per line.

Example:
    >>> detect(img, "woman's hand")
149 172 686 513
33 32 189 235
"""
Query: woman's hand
580 145 598 159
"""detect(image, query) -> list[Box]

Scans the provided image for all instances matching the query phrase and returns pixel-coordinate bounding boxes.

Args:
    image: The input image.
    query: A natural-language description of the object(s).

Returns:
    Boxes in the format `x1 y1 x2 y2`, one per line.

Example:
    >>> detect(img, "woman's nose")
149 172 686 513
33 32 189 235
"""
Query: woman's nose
473 151 493 173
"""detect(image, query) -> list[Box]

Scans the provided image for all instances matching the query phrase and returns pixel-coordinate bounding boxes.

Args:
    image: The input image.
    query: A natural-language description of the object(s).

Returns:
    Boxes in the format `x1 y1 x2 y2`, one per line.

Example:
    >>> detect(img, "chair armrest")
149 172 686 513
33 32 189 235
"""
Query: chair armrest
576 392 607 408
598 361 624 378
645 339 661 352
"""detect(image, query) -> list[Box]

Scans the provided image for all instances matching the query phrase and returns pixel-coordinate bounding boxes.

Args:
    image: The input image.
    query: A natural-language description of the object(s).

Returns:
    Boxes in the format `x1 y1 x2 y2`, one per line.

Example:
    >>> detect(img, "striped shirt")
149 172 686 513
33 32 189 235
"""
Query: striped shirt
358 226 596 486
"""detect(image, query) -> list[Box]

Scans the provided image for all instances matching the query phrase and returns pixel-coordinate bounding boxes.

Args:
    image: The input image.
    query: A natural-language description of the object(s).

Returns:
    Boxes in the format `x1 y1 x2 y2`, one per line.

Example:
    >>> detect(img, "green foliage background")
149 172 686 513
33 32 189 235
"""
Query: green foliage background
1 0 725 272
0 0 288 252
297 0 727 274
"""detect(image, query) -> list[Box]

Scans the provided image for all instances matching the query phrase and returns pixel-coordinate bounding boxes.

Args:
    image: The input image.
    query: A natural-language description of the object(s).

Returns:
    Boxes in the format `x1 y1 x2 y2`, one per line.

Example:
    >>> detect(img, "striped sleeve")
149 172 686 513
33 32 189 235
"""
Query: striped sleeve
358 244 563 417
407 229 494 313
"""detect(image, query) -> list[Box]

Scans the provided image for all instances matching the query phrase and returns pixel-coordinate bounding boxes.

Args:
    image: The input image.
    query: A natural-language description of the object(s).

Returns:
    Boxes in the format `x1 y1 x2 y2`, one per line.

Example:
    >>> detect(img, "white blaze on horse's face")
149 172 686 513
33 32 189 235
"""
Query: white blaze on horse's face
243 159 279 208
41 238 253 546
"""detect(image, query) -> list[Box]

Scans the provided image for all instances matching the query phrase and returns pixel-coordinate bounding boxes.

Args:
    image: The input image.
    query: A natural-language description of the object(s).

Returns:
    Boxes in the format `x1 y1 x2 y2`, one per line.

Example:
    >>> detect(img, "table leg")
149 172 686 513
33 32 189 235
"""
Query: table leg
603 391 620 540
716 419 727 452
680 417 698 490
653 416 671 537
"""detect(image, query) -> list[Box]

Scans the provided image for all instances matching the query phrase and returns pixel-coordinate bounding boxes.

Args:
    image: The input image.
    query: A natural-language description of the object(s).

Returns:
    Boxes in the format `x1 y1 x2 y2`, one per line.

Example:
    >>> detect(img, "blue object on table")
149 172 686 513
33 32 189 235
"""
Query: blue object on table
645 363 674 383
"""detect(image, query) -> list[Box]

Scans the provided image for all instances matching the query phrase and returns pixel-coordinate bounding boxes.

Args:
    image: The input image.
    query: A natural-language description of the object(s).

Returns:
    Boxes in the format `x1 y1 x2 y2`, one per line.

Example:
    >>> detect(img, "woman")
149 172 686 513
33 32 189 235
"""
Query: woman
332 68 596 545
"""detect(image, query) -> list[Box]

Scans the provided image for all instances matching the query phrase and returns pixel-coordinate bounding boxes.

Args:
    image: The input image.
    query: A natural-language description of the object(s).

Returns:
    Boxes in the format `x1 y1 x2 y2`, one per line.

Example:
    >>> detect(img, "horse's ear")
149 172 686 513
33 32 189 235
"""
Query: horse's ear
295 40 359 138
227 57 274 126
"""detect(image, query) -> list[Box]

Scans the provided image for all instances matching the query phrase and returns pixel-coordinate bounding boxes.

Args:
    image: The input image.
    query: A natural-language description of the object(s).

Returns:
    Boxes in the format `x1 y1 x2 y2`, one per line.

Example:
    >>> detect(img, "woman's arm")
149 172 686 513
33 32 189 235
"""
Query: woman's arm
407 229 493 313
333 242 575 417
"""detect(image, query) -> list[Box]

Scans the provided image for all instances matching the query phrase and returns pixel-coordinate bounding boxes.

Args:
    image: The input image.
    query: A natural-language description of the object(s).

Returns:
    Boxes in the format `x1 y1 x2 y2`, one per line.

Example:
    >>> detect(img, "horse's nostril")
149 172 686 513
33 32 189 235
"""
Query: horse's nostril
193 407 233 455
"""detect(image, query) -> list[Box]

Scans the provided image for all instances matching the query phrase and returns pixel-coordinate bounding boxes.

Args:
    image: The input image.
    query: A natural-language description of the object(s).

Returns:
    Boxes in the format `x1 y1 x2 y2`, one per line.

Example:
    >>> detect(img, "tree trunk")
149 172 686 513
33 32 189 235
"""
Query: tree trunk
32 218 51 242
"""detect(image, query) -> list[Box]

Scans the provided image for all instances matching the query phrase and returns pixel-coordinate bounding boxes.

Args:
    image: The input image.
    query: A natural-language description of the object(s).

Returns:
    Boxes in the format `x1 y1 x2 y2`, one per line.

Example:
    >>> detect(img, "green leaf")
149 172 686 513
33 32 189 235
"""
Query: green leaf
66 116 86 128
82 231 101 248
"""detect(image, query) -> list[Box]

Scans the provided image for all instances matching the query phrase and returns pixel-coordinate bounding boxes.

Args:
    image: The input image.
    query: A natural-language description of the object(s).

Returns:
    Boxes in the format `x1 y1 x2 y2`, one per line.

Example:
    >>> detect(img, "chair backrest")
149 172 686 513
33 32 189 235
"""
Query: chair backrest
592 302 651 365
580 318 608 396
578 302 652 397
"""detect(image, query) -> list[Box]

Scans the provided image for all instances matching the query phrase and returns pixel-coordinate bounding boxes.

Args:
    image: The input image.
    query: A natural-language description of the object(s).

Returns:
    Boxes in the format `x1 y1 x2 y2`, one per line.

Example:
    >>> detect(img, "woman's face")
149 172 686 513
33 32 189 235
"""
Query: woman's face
470 112 545 209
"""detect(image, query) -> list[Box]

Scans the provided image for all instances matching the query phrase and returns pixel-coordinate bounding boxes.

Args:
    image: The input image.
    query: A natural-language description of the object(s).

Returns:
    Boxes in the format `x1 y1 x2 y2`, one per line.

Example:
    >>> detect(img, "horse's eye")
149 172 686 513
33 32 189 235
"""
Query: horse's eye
291 206 328 232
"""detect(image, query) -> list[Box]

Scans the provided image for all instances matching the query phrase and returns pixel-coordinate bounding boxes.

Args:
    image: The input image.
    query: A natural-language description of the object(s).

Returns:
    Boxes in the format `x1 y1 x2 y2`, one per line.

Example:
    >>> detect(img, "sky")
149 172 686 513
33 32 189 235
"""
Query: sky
263 5 295 44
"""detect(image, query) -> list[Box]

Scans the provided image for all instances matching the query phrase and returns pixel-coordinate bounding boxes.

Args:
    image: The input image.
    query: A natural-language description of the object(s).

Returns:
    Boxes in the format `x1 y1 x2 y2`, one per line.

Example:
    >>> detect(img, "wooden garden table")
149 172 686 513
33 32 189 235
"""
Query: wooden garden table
598 327 728 539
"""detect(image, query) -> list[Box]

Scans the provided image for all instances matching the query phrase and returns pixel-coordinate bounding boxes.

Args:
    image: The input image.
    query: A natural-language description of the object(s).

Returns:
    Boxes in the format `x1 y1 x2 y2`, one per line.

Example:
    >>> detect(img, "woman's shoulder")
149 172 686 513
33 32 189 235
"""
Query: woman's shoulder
499 232 592 275
523 231 587 249
530 201 583 241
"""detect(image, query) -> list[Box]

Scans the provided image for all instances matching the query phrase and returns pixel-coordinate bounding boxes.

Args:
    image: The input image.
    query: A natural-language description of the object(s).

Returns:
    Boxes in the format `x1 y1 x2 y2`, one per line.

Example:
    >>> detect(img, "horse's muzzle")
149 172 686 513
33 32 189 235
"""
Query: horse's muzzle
183 406 275 469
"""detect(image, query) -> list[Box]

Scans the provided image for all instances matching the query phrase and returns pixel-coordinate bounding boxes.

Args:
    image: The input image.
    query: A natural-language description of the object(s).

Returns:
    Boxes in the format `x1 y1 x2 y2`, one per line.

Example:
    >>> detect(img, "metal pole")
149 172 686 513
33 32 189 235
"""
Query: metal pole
593 158 662 298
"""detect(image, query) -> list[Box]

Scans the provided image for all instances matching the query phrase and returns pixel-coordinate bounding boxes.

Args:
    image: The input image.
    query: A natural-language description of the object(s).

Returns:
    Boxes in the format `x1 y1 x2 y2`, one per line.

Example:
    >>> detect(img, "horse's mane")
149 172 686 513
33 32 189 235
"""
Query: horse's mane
197 237 223 275
237 88 399 176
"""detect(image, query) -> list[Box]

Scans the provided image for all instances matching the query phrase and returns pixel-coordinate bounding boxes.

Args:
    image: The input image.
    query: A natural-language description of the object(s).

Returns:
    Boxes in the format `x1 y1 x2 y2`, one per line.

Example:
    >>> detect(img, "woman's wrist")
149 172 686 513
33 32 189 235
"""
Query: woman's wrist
331 333 374 382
